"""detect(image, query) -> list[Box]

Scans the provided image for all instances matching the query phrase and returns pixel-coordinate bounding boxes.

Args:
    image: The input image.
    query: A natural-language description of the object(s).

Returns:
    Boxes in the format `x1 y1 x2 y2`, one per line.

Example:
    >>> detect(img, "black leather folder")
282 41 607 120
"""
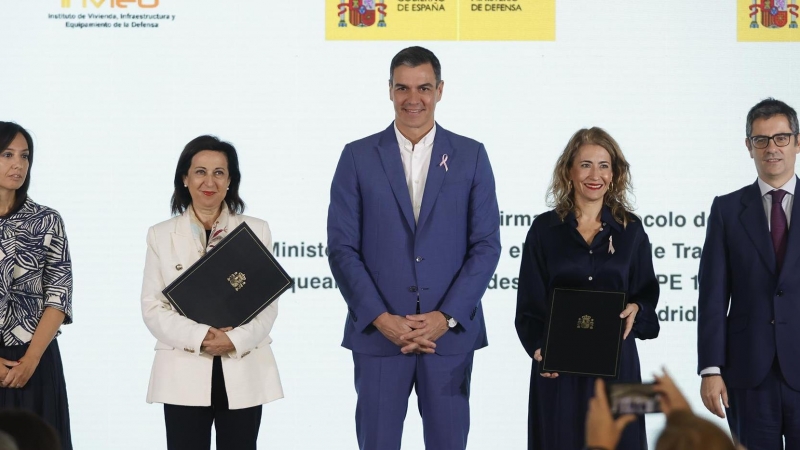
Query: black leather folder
162 222 293 328
540 288 626 378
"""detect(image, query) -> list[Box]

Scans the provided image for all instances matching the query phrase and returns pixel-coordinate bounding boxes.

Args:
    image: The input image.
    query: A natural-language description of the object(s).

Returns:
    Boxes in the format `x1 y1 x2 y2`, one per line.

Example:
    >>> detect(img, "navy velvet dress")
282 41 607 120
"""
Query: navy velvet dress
515 208 660 450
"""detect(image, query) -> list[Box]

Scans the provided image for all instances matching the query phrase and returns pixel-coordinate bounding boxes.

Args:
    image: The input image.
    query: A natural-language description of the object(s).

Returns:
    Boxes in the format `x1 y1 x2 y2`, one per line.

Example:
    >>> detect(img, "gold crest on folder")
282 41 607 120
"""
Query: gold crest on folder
227 272 246 292
577 315 594 330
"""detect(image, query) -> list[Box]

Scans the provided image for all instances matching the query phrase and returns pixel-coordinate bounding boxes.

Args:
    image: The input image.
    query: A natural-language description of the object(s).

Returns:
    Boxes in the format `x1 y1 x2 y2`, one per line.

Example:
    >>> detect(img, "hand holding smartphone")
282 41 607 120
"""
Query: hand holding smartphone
606 382 662 415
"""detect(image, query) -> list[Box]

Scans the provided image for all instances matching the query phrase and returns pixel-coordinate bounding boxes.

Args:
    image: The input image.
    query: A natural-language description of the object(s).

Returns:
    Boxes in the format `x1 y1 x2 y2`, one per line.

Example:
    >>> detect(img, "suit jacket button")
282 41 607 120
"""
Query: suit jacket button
777 290 784 297
415 256 423 263
176 264 183 270
409 286 418 292
242 351 251 357
771 320 775 324
184 347 194 353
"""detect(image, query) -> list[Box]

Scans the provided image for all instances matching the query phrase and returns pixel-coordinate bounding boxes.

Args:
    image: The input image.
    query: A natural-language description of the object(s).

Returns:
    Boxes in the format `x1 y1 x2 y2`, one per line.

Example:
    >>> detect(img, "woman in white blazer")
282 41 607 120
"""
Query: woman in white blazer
141 135 282 450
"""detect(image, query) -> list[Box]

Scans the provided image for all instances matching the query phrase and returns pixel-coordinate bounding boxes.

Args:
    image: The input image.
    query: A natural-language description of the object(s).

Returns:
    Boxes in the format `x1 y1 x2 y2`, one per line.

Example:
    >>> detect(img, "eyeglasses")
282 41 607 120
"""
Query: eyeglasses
749 133 796 149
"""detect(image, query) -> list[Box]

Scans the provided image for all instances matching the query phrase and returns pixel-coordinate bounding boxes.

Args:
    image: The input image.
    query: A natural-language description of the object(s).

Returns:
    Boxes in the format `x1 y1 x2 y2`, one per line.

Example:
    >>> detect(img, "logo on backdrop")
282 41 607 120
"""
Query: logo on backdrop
738 0 800 41
61 0 159 7
749 0 798 28
325 0 556 41
50 0 174 29
336 1 388 28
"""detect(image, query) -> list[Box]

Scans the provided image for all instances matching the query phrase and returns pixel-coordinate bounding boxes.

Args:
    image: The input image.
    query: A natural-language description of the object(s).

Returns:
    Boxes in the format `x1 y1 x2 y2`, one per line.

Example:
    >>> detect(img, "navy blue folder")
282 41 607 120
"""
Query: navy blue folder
162 222 293 328
541 288 626 378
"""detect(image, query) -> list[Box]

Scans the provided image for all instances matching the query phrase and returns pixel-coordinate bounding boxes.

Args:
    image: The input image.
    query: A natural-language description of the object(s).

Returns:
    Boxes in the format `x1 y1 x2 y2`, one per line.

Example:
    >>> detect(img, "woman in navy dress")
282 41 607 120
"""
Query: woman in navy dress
515 127 660 450
0 122 73 450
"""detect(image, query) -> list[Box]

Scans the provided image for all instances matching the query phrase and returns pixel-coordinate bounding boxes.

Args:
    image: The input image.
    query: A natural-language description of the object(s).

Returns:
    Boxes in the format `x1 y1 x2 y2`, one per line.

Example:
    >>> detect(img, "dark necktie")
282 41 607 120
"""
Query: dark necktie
771 189 788 272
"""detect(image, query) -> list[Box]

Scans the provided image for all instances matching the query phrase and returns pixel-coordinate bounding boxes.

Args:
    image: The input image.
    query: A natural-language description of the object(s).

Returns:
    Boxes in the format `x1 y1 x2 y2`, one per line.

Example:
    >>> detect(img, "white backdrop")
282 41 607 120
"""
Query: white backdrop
1 1 799 448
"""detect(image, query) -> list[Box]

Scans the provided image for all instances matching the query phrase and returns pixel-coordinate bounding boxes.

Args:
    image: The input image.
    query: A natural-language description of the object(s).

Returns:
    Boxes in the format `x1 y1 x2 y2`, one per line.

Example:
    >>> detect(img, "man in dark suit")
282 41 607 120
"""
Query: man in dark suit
698 98 800 448
327 46 501 450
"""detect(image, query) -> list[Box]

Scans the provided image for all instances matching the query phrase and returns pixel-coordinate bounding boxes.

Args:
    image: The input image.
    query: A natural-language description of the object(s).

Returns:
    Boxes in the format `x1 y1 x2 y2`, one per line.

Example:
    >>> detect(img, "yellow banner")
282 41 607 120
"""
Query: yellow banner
737 0 800 41
325 0 555 41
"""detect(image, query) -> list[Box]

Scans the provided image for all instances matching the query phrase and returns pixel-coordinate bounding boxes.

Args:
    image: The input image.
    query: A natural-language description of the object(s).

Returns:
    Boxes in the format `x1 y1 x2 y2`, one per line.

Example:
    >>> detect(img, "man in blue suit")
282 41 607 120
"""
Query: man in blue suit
327 46 501 450
698 98 800 448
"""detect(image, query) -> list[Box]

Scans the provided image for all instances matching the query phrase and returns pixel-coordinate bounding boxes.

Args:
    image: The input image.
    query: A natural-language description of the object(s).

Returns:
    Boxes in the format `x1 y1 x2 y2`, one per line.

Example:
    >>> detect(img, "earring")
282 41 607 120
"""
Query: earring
227 187 230 191
183 184 188 188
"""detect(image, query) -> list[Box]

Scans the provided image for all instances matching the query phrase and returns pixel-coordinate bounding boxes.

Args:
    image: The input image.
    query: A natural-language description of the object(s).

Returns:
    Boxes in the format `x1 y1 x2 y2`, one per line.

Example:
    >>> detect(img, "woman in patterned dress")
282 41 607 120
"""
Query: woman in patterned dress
0 122 73 450
141 135 282 450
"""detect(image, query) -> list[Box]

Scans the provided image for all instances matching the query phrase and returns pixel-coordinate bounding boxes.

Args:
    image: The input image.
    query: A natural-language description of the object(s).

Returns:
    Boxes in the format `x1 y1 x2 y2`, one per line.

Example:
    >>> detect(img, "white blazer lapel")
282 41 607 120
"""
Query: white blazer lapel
171 212 202 274
170 208 243 274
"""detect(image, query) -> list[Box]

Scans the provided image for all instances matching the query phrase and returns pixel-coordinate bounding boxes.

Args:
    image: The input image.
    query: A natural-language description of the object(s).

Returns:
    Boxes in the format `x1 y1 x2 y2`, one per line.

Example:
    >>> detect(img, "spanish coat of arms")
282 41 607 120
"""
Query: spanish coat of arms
749 0 799 28
337 0 387 27
227 272 246 292
577 315 595 330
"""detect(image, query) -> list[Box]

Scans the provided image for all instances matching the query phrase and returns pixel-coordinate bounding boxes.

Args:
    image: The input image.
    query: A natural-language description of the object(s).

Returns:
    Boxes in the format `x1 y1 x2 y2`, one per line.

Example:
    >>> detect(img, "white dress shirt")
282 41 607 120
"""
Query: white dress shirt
758 176 795 229
701 176 796 376
395 123 436 223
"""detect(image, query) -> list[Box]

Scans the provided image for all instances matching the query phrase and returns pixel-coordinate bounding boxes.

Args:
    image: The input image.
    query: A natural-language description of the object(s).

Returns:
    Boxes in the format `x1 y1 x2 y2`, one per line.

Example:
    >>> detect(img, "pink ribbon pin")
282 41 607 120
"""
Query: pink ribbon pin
439 154 448 172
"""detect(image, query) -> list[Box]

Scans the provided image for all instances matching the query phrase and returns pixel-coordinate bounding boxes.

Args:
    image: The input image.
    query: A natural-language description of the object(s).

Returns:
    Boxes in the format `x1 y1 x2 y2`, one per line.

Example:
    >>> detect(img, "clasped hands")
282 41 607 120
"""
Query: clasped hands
0 355 38 390
373 311 449 354
201 327 236 356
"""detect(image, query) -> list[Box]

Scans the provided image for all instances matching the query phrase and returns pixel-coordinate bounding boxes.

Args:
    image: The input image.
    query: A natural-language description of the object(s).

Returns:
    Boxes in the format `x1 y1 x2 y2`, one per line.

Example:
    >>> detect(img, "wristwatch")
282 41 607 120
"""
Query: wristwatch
441 312 458 328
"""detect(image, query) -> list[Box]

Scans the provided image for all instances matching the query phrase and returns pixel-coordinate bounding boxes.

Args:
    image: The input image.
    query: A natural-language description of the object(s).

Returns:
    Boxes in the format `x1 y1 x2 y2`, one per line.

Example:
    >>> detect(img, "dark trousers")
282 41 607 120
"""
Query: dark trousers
728 358 800 449
163 356 262 450
352 351 474 450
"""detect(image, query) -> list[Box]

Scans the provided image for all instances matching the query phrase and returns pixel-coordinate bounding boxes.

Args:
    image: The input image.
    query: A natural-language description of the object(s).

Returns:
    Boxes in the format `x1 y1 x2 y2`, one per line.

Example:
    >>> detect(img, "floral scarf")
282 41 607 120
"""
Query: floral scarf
187 204 232 255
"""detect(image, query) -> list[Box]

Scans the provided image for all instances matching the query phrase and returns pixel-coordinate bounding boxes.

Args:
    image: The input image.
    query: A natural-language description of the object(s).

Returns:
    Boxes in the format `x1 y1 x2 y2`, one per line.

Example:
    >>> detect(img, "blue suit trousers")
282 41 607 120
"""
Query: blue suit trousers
353 351 474 450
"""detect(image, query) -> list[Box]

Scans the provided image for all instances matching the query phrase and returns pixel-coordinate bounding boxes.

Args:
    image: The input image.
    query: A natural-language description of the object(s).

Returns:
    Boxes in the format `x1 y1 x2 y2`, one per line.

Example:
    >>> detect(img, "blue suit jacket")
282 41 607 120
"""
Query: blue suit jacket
327 123 501 356
698 179 800 390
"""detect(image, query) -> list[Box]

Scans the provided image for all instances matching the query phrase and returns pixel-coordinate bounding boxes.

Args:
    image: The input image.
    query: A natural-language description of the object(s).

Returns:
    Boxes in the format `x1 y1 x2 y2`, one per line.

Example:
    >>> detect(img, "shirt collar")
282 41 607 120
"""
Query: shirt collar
550 206 624 232
601 207 625 232
758 176 797 198
394 122 436 152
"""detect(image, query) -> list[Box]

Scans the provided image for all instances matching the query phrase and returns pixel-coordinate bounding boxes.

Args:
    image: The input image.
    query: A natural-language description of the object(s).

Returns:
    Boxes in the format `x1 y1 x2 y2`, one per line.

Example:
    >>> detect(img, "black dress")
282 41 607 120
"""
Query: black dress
515 208 660 450
0 340 72 449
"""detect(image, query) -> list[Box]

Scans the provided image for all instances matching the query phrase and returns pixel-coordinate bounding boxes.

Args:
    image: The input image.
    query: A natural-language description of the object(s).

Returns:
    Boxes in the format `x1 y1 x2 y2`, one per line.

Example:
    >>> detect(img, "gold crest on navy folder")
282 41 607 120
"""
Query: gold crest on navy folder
162 222 293 328
541 288 626 378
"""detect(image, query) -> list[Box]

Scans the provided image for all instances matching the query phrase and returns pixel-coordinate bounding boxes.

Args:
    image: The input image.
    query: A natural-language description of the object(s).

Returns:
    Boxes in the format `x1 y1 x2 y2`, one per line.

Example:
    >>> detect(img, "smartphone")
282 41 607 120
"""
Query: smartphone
605 382 661 415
